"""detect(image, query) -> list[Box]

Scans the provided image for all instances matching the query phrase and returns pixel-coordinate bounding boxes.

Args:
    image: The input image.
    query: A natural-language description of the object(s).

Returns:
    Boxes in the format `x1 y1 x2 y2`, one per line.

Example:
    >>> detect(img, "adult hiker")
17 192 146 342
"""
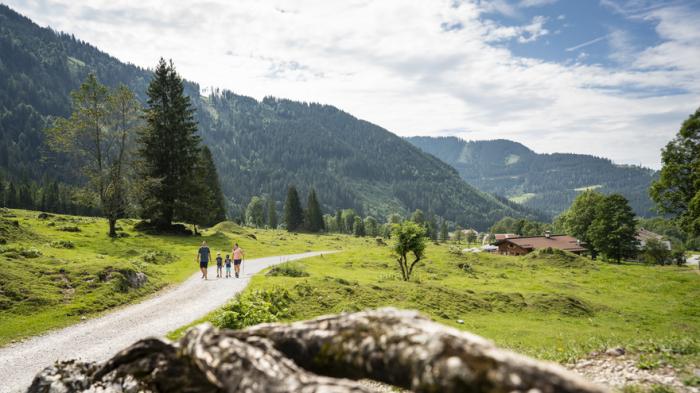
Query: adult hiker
196 241 211 280
232 243 244 278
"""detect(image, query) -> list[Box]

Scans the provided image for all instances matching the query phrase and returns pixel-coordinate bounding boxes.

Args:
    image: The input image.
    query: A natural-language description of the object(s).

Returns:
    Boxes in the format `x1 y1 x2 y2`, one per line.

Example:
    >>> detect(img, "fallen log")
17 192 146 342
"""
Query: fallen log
29 308 608 393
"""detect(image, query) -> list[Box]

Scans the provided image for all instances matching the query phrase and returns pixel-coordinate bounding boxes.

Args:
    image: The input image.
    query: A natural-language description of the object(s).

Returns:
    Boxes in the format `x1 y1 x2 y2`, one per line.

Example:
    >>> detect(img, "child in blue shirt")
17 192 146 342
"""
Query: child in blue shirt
224 255 232 278
216 252 223 278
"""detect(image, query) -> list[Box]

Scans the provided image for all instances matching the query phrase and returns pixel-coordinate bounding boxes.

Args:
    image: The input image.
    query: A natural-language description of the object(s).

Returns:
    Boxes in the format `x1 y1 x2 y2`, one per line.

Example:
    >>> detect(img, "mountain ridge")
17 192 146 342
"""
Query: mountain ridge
0 4 545 230
406 136 657 217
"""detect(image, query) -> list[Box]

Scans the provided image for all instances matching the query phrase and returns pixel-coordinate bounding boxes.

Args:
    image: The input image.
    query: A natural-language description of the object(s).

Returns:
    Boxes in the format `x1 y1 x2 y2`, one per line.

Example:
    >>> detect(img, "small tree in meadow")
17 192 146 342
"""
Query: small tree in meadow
439 221 448 243
392 221 427 281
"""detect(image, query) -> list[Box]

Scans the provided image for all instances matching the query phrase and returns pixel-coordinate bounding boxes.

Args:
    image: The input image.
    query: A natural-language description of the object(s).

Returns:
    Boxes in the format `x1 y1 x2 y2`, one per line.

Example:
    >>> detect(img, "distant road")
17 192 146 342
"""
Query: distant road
687 254 699 267
0 251 334 393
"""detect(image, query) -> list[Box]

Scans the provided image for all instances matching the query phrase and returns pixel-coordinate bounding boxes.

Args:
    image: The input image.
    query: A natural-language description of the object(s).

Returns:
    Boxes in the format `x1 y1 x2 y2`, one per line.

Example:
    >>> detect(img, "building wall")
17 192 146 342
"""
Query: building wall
497 242 530 256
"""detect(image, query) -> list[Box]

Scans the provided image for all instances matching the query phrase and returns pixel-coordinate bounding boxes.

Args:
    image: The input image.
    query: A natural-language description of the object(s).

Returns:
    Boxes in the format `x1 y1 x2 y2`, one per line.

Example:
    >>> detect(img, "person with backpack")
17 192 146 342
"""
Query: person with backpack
196 241 211 280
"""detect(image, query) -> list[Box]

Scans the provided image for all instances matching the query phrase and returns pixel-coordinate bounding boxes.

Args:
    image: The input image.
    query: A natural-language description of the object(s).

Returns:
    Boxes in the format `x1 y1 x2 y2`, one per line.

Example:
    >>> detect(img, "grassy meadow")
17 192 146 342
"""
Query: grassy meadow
0 208 344 345
2 207 699 379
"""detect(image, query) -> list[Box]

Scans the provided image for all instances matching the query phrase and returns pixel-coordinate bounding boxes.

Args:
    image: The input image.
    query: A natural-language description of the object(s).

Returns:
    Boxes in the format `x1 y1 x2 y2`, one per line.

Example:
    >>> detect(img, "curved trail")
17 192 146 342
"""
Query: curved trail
0 251 333 393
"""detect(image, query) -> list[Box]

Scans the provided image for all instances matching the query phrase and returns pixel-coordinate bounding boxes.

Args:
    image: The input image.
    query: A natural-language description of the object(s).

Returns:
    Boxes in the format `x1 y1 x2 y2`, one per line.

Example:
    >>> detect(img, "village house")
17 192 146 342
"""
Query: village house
482 233 517 246
494 232 587 256
636 228 671 250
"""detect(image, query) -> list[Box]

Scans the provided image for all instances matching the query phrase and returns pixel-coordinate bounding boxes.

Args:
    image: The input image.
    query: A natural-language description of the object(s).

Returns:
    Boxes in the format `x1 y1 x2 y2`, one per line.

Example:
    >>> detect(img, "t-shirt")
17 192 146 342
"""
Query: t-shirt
216 256 223 265
198 247 210 263
224 258 232 267
233 248 243 260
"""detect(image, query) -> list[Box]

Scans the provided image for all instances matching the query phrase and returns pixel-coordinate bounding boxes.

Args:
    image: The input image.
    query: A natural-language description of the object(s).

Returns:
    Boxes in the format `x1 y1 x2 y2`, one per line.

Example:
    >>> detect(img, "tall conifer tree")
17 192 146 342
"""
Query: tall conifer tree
284 186 304 231
138 58 200 228
268 198 278 229
306 188 324 232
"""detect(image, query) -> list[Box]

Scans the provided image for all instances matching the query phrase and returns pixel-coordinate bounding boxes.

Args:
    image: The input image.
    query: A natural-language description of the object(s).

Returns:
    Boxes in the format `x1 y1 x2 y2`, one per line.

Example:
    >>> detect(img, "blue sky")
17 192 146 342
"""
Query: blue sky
6 0 700 168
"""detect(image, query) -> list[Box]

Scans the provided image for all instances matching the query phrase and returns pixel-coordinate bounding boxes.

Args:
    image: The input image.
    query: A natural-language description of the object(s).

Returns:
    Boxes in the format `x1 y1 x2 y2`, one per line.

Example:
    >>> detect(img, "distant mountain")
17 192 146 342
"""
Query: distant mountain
0 4 545 230
406 137 657 217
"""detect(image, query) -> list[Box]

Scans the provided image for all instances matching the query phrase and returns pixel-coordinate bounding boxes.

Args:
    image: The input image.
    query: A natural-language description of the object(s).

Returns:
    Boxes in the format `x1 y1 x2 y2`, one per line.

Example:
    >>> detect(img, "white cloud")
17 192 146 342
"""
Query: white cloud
519 0 558 8
5 0 700 168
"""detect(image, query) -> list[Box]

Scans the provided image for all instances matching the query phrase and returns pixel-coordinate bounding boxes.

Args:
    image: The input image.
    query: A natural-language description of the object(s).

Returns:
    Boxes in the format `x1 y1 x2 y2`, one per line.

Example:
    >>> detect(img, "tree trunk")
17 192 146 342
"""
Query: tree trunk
108 218 117 238
29 308 608 393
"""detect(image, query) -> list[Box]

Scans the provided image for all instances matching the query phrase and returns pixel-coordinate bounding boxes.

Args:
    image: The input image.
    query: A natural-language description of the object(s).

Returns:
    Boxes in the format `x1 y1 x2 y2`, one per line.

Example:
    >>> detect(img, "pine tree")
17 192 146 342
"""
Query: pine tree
353 216 365 237
0 177 5 207
284 186 304 231
6 182 17 208
45 181 60 213
335 209 343 233
18 183 33 209
199 146 227 225
440 221 449 243
268 198 278 229
343 209 356 234
305 189 324 232
138 59 200 228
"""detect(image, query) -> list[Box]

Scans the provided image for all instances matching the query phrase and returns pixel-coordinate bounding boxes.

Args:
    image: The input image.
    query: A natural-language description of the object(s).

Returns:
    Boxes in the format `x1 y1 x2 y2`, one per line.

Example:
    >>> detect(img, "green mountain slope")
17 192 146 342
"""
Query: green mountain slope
0 5 544 229
407 136 657 217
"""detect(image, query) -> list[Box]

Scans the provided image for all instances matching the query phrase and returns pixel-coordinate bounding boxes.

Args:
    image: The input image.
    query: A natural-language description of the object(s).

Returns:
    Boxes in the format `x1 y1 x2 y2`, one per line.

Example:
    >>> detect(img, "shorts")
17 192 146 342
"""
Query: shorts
216 263 223 268
226 266 232 273
234 259 242 266
200 261 208 269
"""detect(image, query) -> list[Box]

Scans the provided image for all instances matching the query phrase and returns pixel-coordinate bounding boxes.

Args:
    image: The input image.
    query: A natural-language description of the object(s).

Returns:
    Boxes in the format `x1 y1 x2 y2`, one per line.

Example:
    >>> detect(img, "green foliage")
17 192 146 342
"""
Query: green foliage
46 75 141 237
561 190 606 253
588 194 639 262
353 216 365 237
391 221 427 281
138 59 201 228
651 107 700 237
187 146 227 227
267 198 278 229
304 189 324 233
284 186 304 232
49 240 74 249
408 137 657 217
639 238 672 265
410 209 425 224
490 216 551 236
364 216 378 237
266 262 309 277
439 221 449 243
213 288 291 330
245 196 265 228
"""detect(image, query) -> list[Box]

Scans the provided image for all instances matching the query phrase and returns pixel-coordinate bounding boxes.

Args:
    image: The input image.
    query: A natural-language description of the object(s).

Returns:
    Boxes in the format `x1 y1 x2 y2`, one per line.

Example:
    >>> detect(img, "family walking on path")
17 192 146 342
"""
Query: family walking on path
196 241 245 280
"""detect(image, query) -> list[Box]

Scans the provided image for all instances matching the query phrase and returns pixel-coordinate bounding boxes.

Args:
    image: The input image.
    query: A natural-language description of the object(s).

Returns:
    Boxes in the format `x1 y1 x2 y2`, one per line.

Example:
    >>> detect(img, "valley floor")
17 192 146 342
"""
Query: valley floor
1 209 699 392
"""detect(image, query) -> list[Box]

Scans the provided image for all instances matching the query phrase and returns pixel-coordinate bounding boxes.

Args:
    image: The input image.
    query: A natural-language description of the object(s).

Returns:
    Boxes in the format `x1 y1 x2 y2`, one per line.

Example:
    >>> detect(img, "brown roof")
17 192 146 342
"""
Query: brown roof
493 233 517 241
636 228 664 242
495 235 587 252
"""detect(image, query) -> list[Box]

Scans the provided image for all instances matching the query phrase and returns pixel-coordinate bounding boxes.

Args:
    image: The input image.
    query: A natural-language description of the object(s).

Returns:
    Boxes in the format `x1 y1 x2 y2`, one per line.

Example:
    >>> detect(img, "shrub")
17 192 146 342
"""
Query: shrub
213 288 291 330
267 262 309 277
20 248 42 258
142 250 175 264
59 226 81 232
50 240 75 249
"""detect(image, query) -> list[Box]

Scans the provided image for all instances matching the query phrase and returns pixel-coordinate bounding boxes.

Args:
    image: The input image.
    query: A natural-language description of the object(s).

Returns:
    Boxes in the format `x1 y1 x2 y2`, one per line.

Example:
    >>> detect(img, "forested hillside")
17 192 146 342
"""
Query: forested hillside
0 5 543 229
407 137 657 217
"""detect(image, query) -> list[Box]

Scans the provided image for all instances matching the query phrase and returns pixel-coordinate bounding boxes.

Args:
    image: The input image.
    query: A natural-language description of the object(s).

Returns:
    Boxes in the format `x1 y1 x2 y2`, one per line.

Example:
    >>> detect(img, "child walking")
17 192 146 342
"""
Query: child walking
224 254 232 278
215 252 223 278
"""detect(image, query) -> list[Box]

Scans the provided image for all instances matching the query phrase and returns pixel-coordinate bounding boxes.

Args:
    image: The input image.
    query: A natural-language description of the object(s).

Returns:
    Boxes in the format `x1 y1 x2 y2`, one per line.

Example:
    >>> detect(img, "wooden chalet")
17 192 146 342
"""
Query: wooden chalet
494 232 587 256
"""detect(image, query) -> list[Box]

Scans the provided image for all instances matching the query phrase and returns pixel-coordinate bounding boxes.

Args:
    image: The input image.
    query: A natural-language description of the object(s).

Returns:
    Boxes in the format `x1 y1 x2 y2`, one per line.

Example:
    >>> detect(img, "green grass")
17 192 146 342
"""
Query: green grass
194 238 700 366
0 208 347 346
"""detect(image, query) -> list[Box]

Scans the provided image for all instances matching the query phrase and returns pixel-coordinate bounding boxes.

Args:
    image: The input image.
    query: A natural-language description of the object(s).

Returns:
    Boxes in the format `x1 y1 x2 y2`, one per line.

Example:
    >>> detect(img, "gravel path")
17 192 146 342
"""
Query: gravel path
0 251 333 393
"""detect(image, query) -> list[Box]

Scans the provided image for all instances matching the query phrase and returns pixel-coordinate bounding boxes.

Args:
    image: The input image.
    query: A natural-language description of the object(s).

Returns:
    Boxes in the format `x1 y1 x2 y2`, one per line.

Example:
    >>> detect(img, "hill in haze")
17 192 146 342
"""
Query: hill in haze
406 136 657 217
0 4 545 230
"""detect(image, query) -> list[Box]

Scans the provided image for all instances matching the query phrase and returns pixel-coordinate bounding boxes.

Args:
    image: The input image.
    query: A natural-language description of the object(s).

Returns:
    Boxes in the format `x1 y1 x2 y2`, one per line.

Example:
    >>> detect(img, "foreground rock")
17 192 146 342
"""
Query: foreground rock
29 308 607 393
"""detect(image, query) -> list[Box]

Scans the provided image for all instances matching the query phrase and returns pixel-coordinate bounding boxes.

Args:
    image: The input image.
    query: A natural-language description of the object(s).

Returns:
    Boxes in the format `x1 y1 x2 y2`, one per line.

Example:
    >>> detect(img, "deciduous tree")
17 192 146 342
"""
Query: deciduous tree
650 107 700 236
47 75 141 236
392 221 427 281
588 194 638 263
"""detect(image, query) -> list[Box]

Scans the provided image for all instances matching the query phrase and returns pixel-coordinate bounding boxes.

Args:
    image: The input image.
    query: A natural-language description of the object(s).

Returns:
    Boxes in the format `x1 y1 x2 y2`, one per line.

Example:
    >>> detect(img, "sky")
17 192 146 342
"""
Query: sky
6 0 700 168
